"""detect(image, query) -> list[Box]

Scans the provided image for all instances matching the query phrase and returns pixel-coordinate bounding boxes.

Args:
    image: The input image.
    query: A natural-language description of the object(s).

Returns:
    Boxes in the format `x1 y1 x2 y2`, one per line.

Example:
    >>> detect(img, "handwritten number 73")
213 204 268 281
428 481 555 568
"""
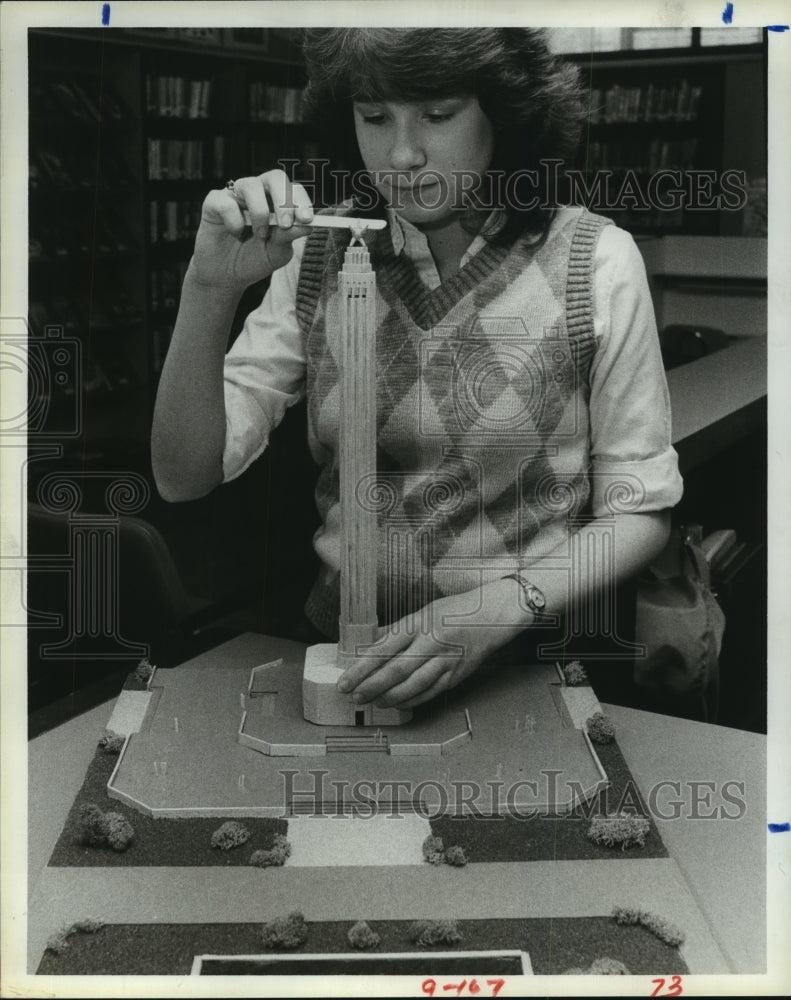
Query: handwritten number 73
651 975 683 996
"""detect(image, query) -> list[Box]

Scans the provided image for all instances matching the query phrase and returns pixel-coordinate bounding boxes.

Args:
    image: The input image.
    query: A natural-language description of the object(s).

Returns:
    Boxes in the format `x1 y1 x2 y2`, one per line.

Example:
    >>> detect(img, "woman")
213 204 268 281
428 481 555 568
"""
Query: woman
152 28 683 711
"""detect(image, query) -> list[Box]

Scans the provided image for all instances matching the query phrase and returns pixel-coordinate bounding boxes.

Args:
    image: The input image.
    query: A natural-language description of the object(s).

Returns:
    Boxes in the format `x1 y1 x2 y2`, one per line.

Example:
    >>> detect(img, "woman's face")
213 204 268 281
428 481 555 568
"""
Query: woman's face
352 94 494 226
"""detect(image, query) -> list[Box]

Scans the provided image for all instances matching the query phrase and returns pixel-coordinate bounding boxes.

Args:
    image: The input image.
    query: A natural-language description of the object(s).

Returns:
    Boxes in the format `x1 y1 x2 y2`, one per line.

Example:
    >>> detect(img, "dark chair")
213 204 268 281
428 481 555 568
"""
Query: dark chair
27 502 214 645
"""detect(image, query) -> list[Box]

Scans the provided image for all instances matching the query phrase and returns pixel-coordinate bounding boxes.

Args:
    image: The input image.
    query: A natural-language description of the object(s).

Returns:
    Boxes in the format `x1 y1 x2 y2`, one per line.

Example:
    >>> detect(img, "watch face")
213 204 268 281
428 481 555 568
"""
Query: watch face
529 587 546 609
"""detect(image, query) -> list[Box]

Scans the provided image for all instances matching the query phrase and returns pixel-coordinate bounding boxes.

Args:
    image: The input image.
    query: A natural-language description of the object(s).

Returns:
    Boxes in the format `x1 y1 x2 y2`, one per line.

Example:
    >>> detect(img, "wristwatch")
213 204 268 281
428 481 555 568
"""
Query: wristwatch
502 573 547 616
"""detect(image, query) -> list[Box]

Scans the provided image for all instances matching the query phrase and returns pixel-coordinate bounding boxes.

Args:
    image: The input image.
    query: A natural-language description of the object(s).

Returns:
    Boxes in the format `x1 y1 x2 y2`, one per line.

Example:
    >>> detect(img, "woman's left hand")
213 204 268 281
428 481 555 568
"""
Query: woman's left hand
336 586 522 710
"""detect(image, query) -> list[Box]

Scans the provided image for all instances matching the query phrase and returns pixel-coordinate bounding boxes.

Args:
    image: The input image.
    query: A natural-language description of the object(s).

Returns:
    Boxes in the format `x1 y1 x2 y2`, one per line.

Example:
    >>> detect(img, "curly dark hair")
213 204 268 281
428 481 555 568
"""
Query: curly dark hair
301 28 587 240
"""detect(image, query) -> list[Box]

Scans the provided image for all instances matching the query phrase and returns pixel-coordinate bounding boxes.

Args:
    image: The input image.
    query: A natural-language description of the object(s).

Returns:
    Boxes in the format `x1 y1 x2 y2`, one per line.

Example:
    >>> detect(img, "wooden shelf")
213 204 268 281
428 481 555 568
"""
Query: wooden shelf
588 118 704 129
565 43 764 71
33 27 304 67
147 178 226 189
145 117 230 133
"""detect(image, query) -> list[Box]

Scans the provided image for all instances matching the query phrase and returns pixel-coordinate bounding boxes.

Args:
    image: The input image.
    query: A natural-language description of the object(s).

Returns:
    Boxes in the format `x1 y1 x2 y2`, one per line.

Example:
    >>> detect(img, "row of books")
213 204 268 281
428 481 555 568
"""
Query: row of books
28 288 143 337
150 260 188 315
149 199 204 244
248 82 306 123
145 74 214 119
30 214 137 261
26 346 137 410
30 79 131 124
585 138 699 172
31 148 138 195
147 137 226 181
122 26 302 53
139 27 223 46
248 139 322 182
589 81 704 124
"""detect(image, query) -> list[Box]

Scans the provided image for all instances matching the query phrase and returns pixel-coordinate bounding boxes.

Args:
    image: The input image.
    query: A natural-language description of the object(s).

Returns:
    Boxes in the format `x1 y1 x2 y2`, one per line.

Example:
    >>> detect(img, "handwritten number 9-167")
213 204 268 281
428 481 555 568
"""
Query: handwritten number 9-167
421 979 504 998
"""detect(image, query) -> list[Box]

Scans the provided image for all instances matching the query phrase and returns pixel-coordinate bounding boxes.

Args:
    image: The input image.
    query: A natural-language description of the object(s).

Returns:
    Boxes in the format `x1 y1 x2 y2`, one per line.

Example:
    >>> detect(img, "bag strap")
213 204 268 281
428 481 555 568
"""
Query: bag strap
639 524 710 584
680 526 711 585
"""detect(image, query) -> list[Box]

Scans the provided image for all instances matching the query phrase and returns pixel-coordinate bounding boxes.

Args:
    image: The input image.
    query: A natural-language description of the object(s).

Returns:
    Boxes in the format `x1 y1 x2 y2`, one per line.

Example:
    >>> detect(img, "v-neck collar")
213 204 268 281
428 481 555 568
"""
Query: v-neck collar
367 221 515 331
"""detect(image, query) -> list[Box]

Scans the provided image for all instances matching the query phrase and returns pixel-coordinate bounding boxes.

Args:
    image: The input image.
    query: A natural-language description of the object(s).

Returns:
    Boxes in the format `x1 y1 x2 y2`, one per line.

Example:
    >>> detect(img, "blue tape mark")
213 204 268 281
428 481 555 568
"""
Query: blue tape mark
722 2 734 24
101 3 111 26
768 822 790 833
766 24 790 31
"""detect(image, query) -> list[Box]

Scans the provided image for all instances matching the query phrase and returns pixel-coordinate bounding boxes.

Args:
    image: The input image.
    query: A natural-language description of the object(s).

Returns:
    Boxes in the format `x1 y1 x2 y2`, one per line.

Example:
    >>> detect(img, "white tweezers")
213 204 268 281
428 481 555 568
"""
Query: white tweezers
265 213 387 231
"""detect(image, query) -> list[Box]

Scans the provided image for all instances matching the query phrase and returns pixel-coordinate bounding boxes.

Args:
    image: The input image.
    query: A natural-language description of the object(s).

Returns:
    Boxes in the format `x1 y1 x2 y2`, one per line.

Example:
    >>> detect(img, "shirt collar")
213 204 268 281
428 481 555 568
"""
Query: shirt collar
386 207 506 262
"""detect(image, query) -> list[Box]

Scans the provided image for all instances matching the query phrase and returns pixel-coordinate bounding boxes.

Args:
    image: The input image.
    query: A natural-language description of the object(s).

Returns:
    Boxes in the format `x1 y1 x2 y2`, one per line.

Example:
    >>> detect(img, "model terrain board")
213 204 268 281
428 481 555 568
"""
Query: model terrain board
104 634 606 817
30 633 733 978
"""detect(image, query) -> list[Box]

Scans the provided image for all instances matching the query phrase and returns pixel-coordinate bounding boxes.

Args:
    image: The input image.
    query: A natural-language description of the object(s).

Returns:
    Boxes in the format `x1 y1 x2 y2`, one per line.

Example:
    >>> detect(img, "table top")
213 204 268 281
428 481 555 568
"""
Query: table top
666 336 766 473
21 633 769 987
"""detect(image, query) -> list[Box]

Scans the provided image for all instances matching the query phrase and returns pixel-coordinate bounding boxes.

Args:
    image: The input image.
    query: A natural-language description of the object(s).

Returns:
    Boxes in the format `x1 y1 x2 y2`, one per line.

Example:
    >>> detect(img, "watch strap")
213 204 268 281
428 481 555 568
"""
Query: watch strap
502 573 547 615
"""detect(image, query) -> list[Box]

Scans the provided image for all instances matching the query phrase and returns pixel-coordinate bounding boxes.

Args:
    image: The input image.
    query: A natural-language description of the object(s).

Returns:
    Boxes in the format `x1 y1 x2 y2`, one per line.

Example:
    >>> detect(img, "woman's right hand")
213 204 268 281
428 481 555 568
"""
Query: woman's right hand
190 170 314 289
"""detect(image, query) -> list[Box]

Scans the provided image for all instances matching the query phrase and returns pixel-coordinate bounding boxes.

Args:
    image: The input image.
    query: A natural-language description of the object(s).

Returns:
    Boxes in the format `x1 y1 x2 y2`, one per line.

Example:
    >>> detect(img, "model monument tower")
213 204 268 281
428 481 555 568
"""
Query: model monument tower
302 227 412 726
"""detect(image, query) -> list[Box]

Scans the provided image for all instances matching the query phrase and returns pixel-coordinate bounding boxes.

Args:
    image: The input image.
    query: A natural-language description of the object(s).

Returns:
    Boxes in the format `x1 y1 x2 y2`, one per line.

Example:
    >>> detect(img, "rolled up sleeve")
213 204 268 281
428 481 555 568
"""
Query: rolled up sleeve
222 240 307 482
588 226 684 516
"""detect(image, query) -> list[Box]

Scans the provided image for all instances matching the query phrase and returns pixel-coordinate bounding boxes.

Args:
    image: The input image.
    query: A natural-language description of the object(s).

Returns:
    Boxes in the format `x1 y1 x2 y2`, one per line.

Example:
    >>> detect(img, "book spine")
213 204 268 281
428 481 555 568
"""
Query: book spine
175 76 185 119
149 200 158 242
199 80 211 119
165 200 178 241
188 80 201 119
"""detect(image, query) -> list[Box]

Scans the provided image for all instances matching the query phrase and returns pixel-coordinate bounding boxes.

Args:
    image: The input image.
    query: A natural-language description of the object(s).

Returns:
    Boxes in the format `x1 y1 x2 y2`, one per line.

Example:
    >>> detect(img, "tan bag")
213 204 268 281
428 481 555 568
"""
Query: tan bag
634 525 726 722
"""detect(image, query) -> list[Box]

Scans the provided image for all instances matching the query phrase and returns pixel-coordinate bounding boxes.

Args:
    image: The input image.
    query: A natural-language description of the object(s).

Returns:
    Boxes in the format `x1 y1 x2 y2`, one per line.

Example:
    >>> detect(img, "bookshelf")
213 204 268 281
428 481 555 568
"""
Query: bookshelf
28 27 311 448
141 38 317 373
565 42 766 235
28 35 146 451
142 53 232 376
26 28 317 712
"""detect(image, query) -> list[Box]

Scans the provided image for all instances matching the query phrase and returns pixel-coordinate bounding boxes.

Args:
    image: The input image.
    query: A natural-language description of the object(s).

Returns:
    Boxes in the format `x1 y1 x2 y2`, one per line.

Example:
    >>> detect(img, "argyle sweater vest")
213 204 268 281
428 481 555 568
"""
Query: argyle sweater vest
296 206 613 640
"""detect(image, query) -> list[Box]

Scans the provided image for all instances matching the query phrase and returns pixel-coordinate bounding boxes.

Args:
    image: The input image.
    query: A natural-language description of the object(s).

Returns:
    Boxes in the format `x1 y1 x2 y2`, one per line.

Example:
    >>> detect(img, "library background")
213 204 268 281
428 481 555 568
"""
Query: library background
26 26 768 734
